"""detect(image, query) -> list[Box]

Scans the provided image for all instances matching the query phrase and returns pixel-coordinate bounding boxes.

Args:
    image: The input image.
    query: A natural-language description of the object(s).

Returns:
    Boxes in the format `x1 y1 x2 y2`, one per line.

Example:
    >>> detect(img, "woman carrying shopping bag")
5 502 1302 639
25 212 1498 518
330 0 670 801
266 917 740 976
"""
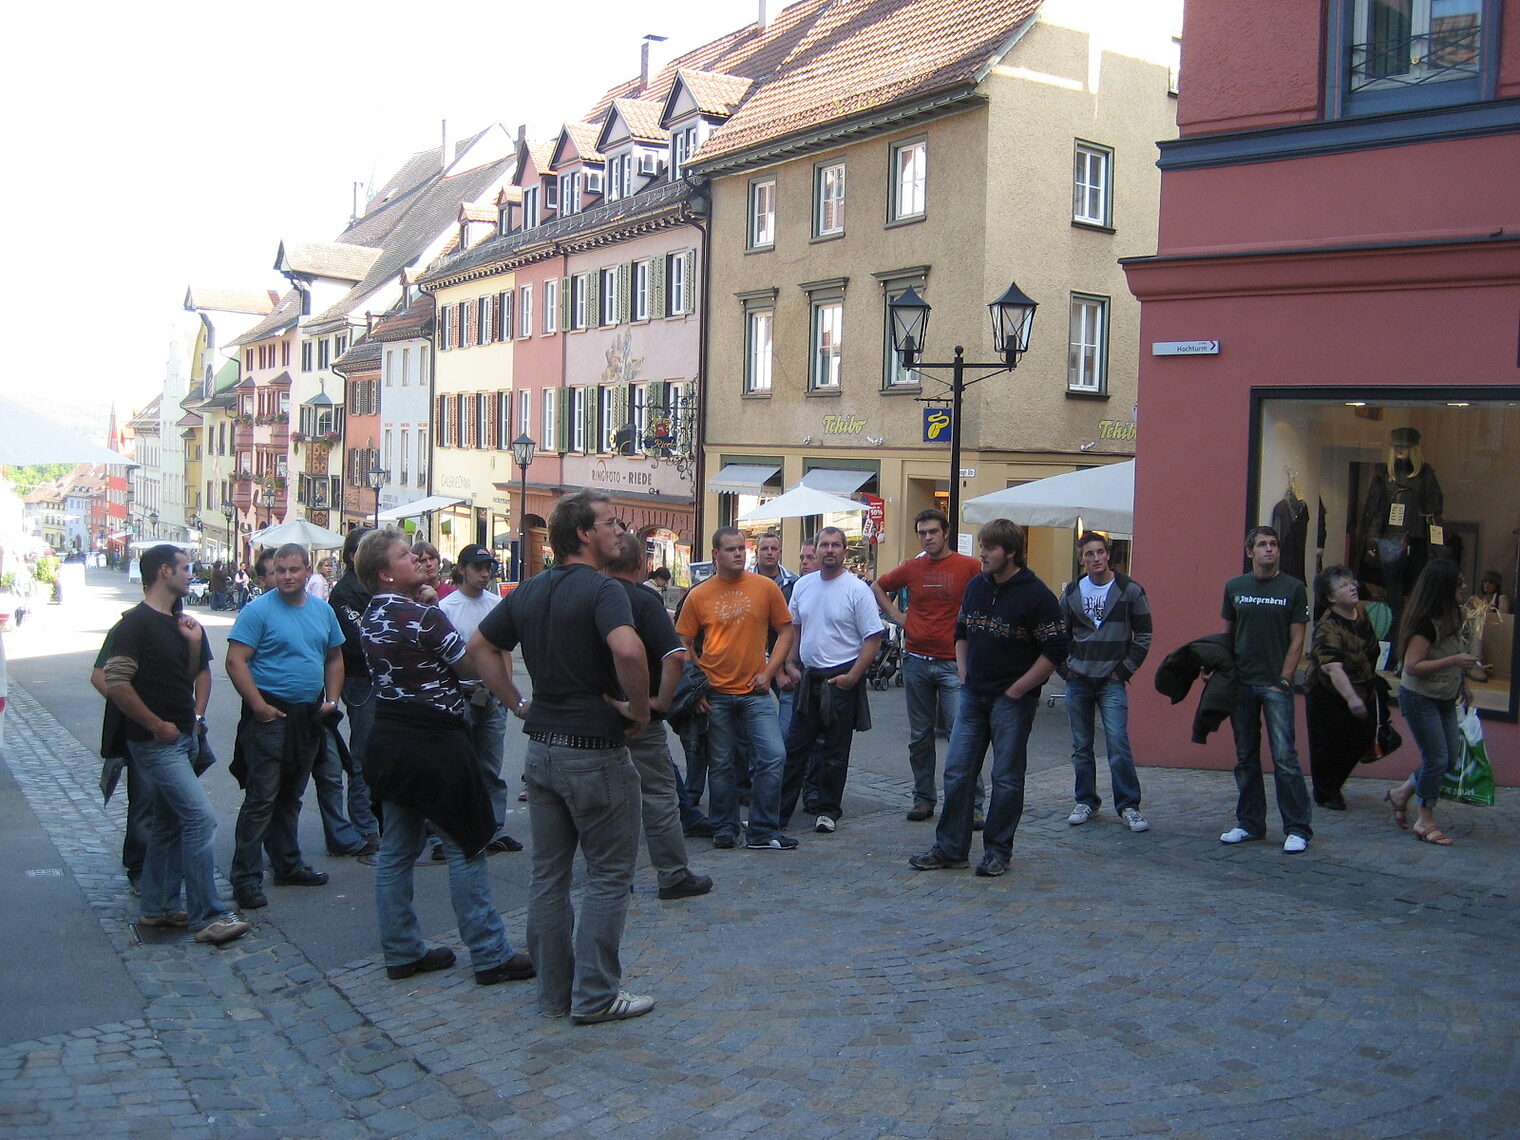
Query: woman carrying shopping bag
1385 559 1480 845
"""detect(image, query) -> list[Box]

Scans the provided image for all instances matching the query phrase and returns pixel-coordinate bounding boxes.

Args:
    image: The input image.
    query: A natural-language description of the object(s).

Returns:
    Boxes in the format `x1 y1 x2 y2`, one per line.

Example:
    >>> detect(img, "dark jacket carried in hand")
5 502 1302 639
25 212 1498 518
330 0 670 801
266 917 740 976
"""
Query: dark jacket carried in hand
1154 634 1236 744
366 701 496 857
229 693 349 787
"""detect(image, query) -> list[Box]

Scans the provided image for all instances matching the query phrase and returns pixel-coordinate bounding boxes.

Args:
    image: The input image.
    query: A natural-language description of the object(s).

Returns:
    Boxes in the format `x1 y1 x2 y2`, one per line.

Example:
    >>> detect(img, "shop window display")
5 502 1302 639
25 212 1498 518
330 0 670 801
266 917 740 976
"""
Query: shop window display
1252 391 1520 716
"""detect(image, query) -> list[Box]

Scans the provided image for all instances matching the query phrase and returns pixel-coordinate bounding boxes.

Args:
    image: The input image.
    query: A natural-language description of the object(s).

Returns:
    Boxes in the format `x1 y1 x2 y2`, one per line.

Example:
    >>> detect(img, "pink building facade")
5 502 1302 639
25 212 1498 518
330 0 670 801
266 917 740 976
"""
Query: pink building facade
1123 0 1520 782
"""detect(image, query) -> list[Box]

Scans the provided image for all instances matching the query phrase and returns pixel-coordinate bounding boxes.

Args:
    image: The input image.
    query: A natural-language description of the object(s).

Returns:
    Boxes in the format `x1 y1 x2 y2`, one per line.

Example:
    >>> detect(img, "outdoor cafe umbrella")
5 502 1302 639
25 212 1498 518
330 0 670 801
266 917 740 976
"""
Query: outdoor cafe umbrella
735 483 865 522
250 519 346 549
961 460 1134 537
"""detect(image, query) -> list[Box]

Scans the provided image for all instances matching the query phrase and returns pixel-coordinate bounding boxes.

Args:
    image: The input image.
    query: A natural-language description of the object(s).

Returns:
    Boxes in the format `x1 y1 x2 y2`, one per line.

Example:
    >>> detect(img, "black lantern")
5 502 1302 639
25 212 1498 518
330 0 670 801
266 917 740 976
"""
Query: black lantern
988 280 1039 367
510 433 537 472
366 458 387 491
887 286 932 367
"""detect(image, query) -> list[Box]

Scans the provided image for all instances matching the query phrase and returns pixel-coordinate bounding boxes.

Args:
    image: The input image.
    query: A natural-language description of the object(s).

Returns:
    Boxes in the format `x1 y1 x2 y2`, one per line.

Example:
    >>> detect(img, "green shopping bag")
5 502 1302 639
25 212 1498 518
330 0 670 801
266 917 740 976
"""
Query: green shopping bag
1441 704 1496 806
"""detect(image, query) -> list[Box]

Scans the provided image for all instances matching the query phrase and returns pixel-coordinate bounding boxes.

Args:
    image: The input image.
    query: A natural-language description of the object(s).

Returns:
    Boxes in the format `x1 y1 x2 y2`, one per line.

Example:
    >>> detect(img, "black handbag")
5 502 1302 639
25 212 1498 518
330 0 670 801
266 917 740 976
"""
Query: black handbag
1363 680 1402 763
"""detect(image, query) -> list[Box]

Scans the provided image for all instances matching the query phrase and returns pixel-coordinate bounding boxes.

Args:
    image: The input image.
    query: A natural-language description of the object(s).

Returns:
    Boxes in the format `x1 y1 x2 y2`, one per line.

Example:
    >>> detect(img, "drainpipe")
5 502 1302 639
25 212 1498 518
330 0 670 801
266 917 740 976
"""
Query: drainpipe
680 182 711 547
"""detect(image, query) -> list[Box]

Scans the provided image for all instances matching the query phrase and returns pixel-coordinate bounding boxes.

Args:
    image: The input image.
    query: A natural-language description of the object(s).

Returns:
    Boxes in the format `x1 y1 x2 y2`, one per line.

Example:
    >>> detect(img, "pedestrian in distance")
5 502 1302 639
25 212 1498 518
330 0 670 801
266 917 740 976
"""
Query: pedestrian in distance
469 489 655 1024
99 544 248 945
871 508 984 824
1059 530 1153 833
910 519 1068 878
1385 558 1479 845
1219 525 1314 853
355 528 535 986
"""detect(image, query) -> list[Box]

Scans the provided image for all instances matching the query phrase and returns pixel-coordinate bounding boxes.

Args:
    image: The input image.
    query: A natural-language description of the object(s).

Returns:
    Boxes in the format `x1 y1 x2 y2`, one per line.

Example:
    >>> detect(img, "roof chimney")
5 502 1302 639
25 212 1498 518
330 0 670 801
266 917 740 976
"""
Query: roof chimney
757 0 770 29
440 119 452 173
640 34 668 93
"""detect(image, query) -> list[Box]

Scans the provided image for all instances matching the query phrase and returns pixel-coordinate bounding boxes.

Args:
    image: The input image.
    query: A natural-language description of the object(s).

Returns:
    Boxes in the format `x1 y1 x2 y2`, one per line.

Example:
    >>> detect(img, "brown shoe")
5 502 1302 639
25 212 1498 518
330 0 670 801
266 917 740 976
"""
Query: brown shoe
906 801 934 822
476 952 536 985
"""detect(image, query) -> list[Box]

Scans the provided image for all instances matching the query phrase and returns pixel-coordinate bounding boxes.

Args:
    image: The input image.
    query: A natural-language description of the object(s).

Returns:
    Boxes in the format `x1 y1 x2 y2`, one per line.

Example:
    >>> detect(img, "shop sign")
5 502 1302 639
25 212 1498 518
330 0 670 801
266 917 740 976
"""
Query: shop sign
563 455 691 498
822 414 867 435
1152 339 1219 355
1097 419 1136 441
860 493 885 544
923 408 952 443
437 472 472 491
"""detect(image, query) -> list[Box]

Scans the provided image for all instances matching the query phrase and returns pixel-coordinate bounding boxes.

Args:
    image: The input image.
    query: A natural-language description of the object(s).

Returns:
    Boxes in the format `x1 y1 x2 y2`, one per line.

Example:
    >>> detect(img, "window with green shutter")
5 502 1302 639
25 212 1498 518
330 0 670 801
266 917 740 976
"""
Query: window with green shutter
649 257 666 319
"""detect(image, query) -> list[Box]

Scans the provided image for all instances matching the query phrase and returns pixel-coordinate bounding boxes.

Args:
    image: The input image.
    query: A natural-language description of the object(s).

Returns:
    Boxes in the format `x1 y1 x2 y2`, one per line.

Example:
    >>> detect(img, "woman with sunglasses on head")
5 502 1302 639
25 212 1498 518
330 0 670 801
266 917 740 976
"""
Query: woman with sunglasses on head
1386 559 1480 845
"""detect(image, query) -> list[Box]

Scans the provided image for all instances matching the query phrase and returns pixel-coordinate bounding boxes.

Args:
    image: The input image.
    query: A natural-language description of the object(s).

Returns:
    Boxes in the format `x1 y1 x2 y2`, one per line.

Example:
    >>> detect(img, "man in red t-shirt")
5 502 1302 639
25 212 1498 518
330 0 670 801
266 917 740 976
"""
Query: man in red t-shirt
872 509 984 823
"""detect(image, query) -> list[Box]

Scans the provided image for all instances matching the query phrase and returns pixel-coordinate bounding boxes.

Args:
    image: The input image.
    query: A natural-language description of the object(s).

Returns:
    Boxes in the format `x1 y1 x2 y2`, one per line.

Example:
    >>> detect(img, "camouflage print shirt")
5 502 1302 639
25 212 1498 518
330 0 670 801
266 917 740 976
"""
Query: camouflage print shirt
360 593 469 719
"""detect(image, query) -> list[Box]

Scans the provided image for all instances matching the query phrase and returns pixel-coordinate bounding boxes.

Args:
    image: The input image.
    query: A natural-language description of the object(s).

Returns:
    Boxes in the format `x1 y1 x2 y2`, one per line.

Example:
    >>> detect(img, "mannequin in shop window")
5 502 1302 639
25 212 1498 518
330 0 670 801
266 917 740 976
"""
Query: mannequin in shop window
1361 426 1444 631
1271 474 1311 586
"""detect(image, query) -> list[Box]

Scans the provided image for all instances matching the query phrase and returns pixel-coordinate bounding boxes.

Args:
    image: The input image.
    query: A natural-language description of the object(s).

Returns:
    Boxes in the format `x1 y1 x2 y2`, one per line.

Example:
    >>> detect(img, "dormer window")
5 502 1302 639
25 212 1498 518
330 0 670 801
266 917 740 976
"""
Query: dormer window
670 124 700 179
607 153 633 201
522 185 540 229
558 172 581 215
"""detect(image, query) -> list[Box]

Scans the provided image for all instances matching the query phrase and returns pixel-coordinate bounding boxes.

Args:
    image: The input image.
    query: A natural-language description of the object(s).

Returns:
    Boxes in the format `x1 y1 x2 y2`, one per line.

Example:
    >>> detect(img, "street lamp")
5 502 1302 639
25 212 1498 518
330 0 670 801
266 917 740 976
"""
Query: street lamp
148 510 159 539
510 433 537 581
221 500 236 561
366 456 388 528
888 281 1038 547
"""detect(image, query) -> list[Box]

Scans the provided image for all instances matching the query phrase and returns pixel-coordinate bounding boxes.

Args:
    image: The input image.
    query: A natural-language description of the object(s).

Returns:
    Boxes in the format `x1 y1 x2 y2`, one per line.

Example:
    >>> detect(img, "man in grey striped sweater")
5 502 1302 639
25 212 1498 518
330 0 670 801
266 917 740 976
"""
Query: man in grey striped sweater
1058 532 1153 833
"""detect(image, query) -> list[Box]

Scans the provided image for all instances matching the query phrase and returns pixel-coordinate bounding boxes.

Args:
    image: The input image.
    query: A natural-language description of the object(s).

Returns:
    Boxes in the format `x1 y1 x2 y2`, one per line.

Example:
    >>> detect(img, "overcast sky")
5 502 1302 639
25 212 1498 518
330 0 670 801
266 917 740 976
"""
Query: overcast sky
0 0 796 437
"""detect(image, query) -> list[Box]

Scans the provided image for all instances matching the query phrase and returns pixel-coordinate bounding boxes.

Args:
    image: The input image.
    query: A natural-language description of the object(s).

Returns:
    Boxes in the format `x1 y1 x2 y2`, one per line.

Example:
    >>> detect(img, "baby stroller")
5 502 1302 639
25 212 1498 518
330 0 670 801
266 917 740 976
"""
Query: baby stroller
867 622 905 690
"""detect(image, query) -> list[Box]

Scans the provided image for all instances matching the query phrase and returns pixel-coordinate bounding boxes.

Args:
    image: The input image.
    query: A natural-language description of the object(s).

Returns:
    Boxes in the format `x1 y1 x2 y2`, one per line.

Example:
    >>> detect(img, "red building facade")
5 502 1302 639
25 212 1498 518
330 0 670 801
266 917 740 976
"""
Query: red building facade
1123 0 1520 782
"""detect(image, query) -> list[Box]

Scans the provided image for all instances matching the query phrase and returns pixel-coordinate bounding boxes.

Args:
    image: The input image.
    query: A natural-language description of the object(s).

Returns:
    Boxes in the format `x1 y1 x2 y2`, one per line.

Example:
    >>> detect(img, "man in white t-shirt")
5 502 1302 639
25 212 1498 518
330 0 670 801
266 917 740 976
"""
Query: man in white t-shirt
778 527 882 835
440 545 520 853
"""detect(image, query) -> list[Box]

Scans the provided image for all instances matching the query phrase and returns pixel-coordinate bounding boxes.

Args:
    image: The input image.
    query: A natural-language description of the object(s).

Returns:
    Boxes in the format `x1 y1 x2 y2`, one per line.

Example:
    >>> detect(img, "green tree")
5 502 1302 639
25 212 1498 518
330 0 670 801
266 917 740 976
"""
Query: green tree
7 463 74 496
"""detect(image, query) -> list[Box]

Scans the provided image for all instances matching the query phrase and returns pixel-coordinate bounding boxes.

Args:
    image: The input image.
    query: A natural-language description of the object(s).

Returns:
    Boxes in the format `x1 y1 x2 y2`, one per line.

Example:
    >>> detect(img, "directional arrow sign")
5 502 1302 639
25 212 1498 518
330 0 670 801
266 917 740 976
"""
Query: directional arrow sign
1152 340 1220 355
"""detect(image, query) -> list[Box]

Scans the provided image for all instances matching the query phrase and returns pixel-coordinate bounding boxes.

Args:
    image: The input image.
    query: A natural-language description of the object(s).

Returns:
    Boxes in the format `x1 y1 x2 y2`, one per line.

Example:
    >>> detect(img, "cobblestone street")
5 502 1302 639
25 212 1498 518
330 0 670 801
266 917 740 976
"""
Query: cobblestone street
3 602 1517 1139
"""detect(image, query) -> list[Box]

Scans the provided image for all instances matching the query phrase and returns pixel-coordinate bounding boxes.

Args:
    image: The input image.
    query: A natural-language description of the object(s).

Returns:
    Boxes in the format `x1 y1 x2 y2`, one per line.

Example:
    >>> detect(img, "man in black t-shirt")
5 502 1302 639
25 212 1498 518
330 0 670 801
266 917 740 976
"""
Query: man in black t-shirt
1220 526 1313 853
606 532 712 901
469 490 654 1024
99 545 248 945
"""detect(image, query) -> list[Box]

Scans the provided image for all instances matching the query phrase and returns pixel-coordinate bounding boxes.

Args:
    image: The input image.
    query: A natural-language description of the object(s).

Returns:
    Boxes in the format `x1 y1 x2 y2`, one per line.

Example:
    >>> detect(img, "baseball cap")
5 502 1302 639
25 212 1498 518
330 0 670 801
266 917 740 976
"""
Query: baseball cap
456 544 494 566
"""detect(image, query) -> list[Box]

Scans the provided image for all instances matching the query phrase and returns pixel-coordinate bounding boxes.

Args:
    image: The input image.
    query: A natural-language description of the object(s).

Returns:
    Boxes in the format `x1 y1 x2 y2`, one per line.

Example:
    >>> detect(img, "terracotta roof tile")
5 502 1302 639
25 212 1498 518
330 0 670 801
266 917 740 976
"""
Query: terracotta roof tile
696 0 1040 165
278 241 385 282
333 339 381 374
460 204 496 223
182 286 278 315
370 293 435 342
675 69 754 117
612 99 669 144
229 289 303 347
557 121 605 165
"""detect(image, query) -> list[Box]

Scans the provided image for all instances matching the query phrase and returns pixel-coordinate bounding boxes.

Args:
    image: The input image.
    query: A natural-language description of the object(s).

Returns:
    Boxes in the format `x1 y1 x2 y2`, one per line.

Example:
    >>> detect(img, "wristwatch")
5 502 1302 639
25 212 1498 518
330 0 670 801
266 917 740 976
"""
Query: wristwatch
516 698 529 715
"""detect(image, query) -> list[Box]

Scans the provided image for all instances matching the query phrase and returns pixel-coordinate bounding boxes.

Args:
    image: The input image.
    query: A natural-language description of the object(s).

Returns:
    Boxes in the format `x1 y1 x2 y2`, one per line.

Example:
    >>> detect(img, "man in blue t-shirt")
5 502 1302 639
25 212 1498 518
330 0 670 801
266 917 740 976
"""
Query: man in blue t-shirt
1219 525 1313 853
226 543 346 909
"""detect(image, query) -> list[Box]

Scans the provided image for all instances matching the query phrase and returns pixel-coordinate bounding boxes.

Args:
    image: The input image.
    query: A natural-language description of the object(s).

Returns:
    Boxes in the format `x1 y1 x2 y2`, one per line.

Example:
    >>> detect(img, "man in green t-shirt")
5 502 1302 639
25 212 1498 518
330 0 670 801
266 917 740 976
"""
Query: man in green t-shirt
1220 526 1313 853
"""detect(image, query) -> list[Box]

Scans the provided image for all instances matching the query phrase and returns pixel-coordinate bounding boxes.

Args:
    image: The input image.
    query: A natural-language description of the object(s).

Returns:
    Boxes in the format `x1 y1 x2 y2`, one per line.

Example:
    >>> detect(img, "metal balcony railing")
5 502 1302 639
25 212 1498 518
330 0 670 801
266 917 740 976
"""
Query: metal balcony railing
1350 21 1480 92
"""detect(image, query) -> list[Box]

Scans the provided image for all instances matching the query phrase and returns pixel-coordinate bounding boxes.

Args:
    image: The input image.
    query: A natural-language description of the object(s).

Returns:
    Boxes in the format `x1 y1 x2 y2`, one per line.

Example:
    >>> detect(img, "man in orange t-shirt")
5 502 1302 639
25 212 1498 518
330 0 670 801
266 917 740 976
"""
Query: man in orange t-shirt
676 527 797 850
872 508 984 823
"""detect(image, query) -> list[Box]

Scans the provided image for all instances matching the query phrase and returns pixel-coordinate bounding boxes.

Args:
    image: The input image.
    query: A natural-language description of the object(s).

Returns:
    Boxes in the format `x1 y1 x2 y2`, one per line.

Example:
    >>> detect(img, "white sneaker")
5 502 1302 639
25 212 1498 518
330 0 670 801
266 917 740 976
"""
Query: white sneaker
1067 804 1095 826
814 815 836 834
1283 834 1309 854
1219 827 1258 844
1120 807 1150 833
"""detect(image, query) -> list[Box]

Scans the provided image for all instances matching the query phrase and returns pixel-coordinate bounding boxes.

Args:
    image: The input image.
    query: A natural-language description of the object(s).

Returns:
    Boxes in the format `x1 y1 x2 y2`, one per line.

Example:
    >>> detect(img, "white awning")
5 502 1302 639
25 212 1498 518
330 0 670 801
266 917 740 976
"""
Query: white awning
709 464 781 496
376 495 467 520
800 468 872 494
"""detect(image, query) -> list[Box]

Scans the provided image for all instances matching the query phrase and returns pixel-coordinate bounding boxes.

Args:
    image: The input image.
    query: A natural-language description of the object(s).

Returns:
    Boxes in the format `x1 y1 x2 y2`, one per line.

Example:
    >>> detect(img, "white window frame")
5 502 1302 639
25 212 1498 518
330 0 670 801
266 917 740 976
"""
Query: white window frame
745 308 773 394
632 261 651 321
1073 141 1113 227
558 172 581 215
882 284 922 389
810 299 844 390
597 385 616 451
520 285 533 339
417 429 427 486
521 185 540 229
601 268 621 326
384 348 395 387
497 391 512 449
475 392 491 449
890 139 927 221
667 253 689 316
516 387 531 437
543 279 558 334
477 297 492 346
571 274 589 330
749 178 776 248
401 347 411 387
1067 293 1109 394
541 387 559 451
569 387 586 452
815 160 846 237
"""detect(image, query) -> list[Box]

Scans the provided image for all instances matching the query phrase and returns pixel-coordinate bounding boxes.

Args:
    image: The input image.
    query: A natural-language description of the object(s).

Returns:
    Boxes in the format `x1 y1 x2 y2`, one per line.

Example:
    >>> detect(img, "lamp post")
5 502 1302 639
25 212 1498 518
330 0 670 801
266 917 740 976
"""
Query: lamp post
510 433 537 581
148 510 159 539
221 500 236 562
888 281 1038 548
366 457 388 529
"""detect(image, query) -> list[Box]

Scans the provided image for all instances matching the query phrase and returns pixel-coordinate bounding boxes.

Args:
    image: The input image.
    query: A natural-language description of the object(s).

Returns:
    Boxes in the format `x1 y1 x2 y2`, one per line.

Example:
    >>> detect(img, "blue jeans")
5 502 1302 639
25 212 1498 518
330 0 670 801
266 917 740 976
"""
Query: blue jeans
524 741 641 1019
776 685 796 742
374 798 513 970
312 735 367 854
127 733 226 931
1398 688 1460 808
707 691 787 842
231 715 317 889
465 694 511 835
341 676 379 837
933 689 1039 863
123 761 151 877
903 655 983 810
1230 683 1312 839
1066 674 1142 812
781 673 862 825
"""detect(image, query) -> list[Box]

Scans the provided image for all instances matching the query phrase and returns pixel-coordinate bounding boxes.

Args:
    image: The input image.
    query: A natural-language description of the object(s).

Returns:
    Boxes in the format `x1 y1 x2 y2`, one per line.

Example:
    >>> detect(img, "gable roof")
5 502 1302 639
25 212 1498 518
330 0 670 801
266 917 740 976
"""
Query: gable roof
599 99 669 151
276 241 384 283
333 338 381 376
228 289 304 347
514 137 556 181
183 286 278 315
338 126 495 249
369 292 435 342
693 0 1041 168
552 121 605 169
665 69 754 121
